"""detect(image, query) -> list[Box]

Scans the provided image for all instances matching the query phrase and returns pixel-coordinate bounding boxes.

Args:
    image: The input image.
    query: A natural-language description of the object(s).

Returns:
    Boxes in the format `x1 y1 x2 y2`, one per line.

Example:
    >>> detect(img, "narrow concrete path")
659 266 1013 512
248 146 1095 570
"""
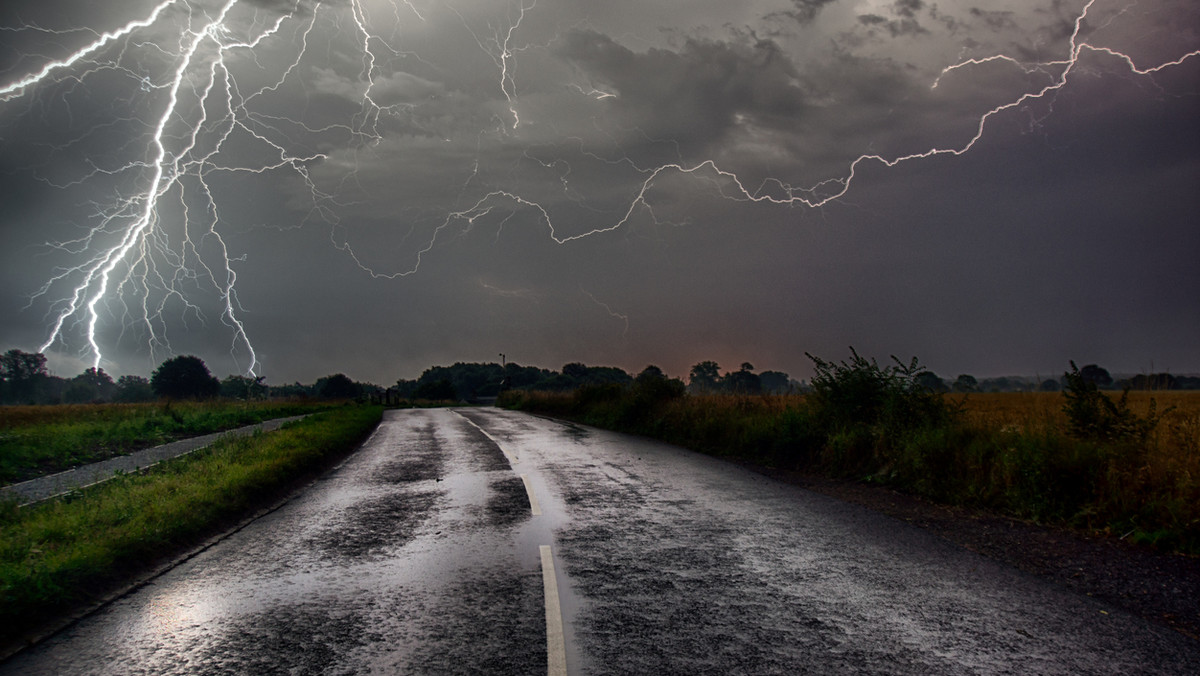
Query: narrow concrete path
0 416 307 506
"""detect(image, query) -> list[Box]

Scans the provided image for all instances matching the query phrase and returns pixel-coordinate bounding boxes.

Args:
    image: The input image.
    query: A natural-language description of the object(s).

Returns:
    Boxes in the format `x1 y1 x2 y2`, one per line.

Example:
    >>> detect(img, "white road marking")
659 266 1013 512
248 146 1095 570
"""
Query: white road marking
540 545 567 676
521 474 543 516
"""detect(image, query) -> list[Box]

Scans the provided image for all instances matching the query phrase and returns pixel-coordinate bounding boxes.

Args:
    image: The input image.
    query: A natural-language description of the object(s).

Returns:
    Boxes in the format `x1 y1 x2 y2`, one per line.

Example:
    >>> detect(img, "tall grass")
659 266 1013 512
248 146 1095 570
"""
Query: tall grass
0 405 381 640
0 400 334 485
503 370 1200 554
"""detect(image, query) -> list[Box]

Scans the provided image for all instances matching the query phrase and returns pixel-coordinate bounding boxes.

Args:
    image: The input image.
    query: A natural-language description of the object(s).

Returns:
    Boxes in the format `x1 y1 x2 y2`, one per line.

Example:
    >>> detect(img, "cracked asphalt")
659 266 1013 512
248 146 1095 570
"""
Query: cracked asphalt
4 408 1198 674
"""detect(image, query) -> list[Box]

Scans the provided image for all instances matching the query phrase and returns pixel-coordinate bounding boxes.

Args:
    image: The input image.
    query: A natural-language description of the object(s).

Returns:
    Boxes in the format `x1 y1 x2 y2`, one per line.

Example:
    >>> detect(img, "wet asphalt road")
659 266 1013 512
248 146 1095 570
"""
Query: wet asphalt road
4 408 1198 675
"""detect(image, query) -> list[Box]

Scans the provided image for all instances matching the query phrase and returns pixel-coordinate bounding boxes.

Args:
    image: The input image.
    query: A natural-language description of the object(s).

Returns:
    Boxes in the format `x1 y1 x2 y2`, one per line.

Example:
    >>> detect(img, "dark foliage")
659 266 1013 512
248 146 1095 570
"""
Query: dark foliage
1078 364 1113 389
413 379 458 401
316 373 361 400
150 355 220 400
114 375 155 403
1 349 50 404
806 348 955 436
1062 361 1162 443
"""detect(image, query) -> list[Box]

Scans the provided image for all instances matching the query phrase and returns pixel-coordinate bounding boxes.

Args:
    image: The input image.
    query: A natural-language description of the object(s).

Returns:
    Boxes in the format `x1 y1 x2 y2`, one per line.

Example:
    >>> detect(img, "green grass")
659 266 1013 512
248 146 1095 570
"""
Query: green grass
0 400 335 486
0 404 381 639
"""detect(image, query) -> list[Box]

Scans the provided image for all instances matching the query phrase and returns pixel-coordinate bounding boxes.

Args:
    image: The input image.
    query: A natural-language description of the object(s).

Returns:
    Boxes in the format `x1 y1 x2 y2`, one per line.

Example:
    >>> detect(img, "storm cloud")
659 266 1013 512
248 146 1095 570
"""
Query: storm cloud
0 0 1197 385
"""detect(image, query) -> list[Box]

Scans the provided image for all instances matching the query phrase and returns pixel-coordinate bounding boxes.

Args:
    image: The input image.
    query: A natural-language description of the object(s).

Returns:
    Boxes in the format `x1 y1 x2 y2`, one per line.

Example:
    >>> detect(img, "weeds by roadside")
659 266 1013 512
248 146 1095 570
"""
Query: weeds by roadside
502 352 1200 554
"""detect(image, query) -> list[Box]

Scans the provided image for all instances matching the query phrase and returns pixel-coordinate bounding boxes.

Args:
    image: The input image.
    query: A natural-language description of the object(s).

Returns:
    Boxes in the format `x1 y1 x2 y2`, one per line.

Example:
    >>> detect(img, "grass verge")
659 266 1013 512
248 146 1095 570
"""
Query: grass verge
0 400 336 486
0 404 381 645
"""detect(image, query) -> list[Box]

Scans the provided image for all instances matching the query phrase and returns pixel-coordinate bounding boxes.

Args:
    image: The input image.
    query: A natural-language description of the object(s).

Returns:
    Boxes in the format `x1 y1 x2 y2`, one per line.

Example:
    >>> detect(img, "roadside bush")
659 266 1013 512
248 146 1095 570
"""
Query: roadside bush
1062 361 1162 442
770 406 825 468
806 349 956 439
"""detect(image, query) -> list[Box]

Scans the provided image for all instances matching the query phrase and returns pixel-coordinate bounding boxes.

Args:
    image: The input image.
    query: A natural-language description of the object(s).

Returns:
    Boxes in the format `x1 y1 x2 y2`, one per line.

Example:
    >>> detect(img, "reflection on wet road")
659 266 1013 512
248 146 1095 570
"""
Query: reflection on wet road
5 408 1199 674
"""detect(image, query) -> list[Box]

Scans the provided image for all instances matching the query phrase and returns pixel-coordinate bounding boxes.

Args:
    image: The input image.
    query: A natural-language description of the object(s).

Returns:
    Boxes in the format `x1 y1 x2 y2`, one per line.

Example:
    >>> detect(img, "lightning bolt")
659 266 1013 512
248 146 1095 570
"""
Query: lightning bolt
449 0 536 129
3 1 414 375
581 288 629 338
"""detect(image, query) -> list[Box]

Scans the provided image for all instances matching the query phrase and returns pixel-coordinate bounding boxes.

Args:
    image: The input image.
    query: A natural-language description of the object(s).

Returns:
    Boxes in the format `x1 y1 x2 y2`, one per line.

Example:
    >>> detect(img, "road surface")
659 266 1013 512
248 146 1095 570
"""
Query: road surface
3 408 1197 674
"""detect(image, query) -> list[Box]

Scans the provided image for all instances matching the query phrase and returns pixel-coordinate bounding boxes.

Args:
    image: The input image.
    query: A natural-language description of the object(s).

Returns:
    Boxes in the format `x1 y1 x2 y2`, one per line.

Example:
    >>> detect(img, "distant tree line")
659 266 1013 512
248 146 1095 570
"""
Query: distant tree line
390 360 799 402
910 363 1200 394
0 348 383 405
4 345 1197 407
686 361 796 395
393 361 633 403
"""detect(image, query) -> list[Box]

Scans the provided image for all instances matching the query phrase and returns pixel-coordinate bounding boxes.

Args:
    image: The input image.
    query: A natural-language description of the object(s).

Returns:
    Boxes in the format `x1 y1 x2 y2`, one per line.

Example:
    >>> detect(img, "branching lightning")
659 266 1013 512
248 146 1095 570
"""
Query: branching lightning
1 0 1196 374
581 288 629 338
3 0 415 374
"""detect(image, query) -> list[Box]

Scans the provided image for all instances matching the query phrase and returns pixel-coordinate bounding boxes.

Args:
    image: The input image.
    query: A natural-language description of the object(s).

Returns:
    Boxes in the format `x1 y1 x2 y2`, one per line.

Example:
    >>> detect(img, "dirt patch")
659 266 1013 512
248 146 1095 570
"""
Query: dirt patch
745 465 1200 641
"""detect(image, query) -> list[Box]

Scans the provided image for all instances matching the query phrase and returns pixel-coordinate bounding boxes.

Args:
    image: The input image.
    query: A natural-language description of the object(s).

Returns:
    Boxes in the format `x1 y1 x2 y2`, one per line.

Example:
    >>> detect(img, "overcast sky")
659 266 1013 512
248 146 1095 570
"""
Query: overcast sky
1 0 1197 385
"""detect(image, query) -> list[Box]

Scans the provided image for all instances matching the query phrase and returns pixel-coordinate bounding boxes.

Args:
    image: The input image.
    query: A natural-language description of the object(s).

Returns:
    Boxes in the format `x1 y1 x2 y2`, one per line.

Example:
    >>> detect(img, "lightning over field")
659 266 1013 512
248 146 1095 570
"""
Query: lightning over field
1 0 1197 383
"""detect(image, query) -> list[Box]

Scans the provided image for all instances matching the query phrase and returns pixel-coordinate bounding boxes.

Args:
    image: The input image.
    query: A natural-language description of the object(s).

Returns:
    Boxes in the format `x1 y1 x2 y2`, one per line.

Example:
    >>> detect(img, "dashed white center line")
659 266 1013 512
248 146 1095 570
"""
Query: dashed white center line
521 474 543 516
540 545 567 676
456 412 562 672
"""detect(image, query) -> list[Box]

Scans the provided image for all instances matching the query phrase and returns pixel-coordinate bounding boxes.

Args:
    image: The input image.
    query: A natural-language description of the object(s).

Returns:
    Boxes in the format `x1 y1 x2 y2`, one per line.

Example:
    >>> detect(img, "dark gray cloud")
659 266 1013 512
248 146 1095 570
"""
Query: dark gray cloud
0 0 1198 384
765 0 840 26
556 29 808 154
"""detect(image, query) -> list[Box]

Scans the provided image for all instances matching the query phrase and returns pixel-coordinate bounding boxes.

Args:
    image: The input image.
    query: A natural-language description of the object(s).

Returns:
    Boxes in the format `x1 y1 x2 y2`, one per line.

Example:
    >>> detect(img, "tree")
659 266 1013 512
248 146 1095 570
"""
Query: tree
1 349 49 403
914 371 947 393
1079 364 1113 389
414 379 457 401
1128 373 1176 391
115 375 155 402
64 367 116 403
688 361 722 393
562 362 589 381
635 365 667 385
952 374 978 393
723 362 762 395
151 355 220 400
633 365 686 401
759 370 792 395
316 373 361 400
221 374 268 400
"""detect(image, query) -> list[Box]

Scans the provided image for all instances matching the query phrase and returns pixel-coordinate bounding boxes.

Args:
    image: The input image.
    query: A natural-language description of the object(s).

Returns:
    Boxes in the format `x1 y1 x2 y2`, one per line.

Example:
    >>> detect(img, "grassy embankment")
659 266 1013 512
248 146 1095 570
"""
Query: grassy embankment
0 400 337 486
0 404 382 642
502 358 1200 554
